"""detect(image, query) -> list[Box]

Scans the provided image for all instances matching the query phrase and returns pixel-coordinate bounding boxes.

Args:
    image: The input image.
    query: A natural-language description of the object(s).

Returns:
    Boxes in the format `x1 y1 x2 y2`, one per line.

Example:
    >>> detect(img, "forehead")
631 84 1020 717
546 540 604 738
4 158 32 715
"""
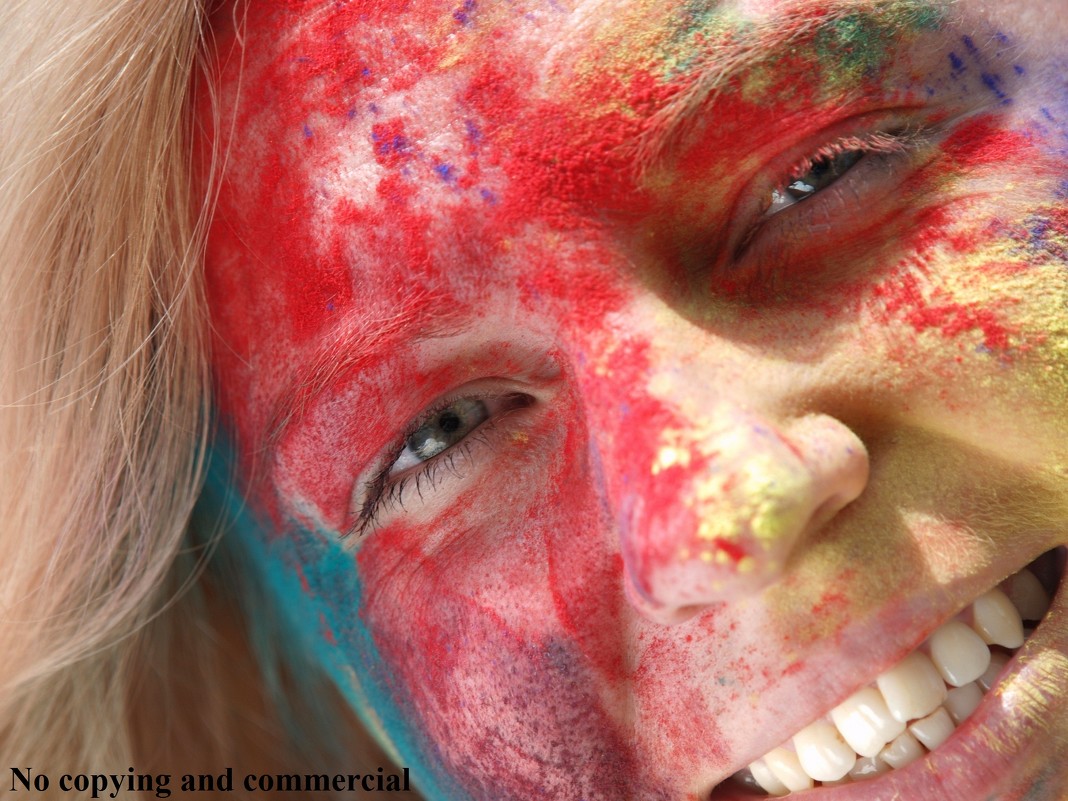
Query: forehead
206 0 939 295
203 0 951 434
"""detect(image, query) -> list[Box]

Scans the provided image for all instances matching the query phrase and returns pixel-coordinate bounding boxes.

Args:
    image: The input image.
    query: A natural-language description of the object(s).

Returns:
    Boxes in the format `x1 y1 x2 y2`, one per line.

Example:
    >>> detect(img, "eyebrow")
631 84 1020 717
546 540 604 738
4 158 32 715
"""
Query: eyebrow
265 289 470 448
265 0 948 447
633 0 948 167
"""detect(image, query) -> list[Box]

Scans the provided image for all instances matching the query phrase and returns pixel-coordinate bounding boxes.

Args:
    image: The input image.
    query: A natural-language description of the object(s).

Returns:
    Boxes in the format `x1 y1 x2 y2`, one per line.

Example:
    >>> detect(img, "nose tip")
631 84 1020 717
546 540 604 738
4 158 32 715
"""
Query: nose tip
620 414 869 624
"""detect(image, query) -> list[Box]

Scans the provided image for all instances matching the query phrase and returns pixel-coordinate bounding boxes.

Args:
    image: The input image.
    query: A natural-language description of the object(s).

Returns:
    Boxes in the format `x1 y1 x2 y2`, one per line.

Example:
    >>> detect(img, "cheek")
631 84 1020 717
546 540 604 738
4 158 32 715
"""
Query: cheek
352 407 637 796
809 114 1068 417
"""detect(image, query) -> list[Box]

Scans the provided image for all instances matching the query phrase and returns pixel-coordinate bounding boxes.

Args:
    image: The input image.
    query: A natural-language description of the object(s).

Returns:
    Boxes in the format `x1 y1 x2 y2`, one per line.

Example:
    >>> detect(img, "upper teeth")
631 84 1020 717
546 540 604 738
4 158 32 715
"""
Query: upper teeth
742 568 1050 796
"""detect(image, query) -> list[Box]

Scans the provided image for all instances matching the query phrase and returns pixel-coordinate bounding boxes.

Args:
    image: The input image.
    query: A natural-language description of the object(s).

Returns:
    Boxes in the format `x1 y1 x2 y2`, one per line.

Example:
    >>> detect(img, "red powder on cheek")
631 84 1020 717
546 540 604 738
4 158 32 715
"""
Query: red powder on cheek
872 269 1016 351
371 119 414 167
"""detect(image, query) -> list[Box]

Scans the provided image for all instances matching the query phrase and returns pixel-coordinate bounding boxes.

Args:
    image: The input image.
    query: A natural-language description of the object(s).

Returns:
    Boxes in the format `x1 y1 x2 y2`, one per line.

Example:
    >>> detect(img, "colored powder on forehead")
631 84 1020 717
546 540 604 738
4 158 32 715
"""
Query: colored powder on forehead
811 0 942 87
463 62 676 232
645 0 944 96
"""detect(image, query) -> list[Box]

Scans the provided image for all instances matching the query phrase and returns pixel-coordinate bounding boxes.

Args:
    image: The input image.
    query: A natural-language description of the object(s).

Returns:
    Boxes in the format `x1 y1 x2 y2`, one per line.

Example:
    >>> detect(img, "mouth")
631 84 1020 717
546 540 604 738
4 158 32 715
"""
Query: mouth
709 546 1067 800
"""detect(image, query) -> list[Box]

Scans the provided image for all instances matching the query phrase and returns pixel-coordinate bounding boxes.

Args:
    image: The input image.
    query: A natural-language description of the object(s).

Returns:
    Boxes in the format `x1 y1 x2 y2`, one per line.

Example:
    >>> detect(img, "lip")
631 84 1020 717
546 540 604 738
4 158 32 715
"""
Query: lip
710 546 1068 801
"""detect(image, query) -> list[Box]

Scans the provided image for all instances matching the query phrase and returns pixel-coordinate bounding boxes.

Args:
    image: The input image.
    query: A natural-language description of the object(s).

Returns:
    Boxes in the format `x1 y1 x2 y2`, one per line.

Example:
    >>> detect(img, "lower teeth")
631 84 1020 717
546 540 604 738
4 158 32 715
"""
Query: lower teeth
736 564 1053 796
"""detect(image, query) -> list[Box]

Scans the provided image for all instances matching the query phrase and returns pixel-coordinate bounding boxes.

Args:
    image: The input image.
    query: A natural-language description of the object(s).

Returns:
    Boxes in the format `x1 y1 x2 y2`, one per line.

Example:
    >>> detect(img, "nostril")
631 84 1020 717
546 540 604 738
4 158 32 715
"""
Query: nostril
618 414 869 619
622 561 708 625
805 490 859 538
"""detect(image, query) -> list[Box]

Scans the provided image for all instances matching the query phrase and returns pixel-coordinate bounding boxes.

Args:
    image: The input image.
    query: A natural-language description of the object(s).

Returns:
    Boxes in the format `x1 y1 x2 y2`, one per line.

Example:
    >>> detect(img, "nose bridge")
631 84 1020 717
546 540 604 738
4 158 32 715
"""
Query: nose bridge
592 347 870 624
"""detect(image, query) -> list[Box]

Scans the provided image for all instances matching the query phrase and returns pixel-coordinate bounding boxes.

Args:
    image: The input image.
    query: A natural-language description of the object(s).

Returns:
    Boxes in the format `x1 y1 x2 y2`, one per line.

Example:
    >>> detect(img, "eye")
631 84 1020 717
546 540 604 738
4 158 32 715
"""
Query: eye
723 121 937 292
764 148 865 216
389 397 490 475
350 390 536 537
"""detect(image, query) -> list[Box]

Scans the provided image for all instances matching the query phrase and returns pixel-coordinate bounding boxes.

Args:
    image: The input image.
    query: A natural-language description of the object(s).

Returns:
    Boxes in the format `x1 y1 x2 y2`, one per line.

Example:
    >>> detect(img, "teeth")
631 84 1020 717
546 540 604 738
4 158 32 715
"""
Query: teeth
977 650 1011 692
764 748 814 793
876 652 947 723
928 621 991 687
793 721 856 782
944 682 983 724
878 731 925 770
1003 568 1050 621
972 589 1025 648
736 562 1051 796
748 759 790 797
830 687 905 758
848 755 891 780
908 707 955 751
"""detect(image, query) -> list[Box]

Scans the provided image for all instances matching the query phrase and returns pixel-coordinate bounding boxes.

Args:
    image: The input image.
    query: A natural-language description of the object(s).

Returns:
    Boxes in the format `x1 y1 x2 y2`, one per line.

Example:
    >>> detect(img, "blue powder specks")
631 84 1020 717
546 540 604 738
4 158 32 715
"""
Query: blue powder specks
479 187 498 204
949 52 964 72
465 118 483 144
434 162 456 182
368 102 380 114
1042 107 1056 122
981 72 1009 103
372 130 410 157
1055 180 1068 200
326 301 335 312
962 35 979 56
453 0 475 25
1014 64 1026 76
347 107 357 119
995 32 1010 45
302 123 313 139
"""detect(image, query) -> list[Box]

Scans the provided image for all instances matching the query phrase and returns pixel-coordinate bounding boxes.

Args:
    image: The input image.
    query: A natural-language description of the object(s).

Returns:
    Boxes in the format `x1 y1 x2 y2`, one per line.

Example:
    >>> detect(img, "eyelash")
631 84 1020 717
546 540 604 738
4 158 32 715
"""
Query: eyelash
346 392 531 538
728 122 934 290
775 130 918 201
342 127 934 535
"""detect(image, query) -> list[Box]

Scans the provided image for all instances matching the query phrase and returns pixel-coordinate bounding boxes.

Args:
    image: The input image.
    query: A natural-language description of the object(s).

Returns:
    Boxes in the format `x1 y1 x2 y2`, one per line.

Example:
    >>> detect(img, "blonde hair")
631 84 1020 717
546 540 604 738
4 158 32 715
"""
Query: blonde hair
0 0 213 773
0 2 416 796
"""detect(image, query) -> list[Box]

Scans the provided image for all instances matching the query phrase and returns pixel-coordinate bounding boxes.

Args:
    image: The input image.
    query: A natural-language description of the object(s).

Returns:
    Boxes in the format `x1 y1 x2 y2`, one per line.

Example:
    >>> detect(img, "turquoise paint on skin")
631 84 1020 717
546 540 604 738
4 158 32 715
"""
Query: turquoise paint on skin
193 436 470 801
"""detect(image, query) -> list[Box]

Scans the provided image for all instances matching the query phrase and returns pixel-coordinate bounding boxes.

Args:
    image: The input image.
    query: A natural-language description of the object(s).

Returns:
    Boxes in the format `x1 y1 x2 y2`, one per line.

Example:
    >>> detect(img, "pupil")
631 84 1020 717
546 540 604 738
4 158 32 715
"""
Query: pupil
439 411 461 433
809 157 832 179
785 150 864 202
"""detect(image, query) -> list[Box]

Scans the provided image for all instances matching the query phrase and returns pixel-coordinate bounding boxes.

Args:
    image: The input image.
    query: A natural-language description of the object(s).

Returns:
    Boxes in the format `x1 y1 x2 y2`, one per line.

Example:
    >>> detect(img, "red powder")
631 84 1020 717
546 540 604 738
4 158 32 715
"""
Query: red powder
319 611 338 646
709 537 747 564
464 64 675 231
872 270 1016 350
371 119 414 167
941 114 1033 169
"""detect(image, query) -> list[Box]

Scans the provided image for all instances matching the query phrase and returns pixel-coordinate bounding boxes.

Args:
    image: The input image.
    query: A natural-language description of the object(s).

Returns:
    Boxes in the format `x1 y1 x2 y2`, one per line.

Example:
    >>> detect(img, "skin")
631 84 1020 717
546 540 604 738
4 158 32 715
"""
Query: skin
202 0 1068 798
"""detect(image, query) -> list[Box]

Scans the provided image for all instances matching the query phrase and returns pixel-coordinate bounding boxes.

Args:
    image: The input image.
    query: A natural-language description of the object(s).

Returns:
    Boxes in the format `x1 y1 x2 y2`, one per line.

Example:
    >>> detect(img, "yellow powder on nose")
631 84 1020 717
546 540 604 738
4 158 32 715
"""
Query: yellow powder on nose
653 444 691 474
691 452 807 552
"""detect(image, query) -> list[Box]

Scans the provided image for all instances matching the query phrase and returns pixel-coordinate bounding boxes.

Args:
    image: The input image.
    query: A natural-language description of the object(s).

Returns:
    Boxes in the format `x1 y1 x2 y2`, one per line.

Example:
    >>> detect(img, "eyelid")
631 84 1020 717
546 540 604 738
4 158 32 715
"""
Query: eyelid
715 113 947 298
718 108 936 263
760 130 917 219
346 386 537 539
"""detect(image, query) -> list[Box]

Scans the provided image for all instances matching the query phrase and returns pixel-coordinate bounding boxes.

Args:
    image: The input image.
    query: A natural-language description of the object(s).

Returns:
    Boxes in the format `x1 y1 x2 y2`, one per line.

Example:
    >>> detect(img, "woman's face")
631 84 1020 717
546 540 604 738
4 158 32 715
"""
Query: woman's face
204 0 1068 798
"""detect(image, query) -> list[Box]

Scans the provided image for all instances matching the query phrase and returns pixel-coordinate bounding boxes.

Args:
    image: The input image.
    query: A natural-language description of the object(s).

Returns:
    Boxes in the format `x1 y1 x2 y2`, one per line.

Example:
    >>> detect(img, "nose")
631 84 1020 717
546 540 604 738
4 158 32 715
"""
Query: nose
619 412 869 624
